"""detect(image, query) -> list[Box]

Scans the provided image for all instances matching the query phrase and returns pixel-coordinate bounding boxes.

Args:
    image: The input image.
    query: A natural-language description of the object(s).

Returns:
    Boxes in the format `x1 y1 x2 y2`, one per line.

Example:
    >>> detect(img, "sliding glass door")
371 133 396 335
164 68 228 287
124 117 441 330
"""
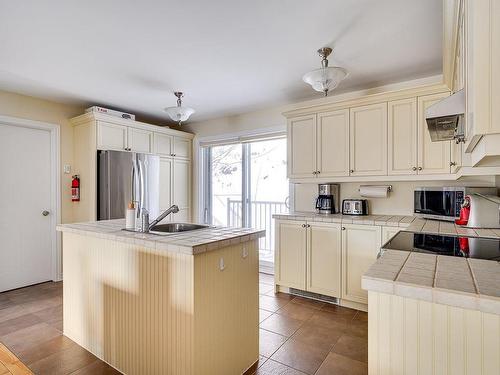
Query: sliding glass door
202 137 288 267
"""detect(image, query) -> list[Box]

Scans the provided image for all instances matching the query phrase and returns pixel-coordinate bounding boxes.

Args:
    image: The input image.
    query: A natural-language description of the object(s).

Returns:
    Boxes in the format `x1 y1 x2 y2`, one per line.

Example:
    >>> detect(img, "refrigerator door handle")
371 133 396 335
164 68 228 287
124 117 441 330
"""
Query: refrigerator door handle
138 158 145 216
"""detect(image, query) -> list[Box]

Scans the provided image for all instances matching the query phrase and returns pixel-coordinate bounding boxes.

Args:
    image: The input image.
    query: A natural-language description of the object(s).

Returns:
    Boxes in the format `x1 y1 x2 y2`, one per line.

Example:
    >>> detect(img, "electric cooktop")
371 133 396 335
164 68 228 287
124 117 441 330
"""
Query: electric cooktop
382 231 500 261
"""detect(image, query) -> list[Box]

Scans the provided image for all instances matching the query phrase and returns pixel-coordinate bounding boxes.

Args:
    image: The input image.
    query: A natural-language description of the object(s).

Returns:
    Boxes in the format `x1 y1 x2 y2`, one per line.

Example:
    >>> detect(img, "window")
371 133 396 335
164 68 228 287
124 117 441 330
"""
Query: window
201 135 289 267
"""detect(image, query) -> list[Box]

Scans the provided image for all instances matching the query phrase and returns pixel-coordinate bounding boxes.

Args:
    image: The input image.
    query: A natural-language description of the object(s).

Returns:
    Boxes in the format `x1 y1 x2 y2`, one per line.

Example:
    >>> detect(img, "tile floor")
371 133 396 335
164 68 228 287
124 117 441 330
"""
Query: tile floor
0 274 368 375
255 273 368 375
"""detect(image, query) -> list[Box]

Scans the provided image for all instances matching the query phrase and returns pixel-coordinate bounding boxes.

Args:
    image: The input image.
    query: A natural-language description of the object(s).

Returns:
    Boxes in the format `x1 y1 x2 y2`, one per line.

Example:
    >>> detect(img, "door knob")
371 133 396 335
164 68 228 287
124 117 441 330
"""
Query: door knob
42 210 50 216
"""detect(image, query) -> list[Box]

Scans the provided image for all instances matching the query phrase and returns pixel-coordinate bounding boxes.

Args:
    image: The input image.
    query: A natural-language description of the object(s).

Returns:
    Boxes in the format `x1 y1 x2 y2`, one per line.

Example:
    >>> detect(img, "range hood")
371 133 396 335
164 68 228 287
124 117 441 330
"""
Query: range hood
426 89 465 142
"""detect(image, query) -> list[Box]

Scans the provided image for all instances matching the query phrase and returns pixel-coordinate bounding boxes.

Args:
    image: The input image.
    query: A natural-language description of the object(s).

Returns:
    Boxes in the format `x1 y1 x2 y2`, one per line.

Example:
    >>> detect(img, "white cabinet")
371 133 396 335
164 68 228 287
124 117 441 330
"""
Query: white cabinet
349 103 388 176
96 121 153 152
97 121 127 151
154 133 173 157
317 109 350 177
127 127 152 153
275 221 307 289
388 98 418 175
341 224 381 304
417 93 452 174
158 157 191 223
288 115 316 178
173 137 192 159
307 223 342 297
382 226 400 244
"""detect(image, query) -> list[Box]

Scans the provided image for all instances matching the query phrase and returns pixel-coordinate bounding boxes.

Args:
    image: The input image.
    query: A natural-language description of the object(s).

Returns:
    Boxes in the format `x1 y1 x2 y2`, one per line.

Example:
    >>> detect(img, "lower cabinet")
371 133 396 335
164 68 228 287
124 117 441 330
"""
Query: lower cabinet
341 224 382 305
275 220 342 298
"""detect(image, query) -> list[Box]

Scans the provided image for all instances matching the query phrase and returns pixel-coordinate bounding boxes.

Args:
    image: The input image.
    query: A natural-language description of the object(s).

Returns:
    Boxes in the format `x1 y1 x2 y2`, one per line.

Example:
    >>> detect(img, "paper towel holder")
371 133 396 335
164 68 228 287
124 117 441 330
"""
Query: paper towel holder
358 185 392 197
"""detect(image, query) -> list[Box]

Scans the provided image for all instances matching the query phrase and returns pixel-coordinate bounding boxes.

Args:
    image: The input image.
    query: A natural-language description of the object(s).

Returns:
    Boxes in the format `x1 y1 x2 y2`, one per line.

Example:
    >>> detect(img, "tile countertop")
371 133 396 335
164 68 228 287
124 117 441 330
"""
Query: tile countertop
363 219 500 315
57 219 265 255
272 212 416 227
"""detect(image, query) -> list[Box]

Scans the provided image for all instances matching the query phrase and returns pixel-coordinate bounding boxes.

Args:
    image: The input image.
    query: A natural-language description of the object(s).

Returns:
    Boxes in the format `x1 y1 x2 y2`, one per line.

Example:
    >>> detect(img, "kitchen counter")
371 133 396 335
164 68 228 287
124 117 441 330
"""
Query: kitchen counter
273 212 416 227
57 219 265 255
362 218 500 315
58 219 263 374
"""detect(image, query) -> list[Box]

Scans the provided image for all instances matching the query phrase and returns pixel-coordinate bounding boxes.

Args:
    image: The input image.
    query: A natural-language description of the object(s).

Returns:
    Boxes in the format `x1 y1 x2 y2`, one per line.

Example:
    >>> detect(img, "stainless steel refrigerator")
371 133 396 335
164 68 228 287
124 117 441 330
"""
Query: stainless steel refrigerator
97 150 160 220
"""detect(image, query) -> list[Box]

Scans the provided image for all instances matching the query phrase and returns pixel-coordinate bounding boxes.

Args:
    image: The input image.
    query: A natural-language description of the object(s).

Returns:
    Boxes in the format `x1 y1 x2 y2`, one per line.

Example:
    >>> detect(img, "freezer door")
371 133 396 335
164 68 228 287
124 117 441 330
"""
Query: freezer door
98 150 135 220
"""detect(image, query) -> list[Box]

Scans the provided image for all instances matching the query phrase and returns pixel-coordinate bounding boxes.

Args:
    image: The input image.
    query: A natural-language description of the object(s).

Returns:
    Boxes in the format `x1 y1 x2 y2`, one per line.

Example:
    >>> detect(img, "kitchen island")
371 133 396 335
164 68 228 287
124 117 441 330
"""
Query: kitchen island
362 219 500 375
57 219 265 375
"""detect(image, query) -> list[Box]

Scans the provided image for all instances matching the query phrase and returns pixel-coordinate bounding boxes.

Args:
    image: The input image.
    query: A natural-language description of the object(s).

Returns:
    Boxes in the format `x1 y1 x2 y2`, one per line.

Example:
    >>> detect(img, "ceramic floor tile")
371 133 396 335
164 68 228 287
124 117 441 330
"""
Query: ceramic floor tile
290 322 343 348
308 310 351 329
260 295 291 313
254 359 307 375
259 329 287 358
290 296 325 310
331 334 368 363
260 309 273 323
315 352 368 375
259 314 304 337
276 303 316 321
270 337 331 374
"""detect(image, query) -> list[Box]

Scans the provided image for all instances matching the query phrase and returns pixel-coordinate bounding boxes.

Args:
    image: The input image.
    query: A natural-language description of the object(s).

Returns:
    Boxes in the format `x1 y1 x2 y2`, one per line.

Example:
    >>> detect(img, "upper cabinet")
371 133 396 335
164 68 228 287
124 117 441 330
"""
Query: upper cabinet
388 98 418 175
173 137 192 159
317 109 350 177
154 133 192 160
417 93 451 175
97 121 128 151
287 115 317 178
349 103 388 176
127 127 153 153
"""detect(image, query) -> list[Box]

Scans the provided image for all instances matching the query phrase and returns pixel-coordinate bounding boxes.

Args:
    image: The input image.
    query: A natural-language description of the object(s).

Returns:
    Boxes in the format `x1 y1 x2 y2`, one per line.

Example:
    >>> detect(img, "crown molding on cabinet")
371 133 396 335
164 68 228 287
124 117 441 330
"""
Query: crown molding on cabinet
70 112 194 139
282 82 449 118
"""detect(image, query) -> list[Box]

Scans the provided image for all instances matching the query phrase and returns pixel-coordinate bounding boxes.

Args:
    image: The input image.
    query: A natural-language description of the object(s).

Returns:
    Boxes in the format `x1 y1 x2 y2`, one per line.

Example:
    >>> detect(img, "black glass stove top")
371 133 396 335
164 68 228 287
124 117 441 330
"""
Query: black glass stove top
383 231 500 261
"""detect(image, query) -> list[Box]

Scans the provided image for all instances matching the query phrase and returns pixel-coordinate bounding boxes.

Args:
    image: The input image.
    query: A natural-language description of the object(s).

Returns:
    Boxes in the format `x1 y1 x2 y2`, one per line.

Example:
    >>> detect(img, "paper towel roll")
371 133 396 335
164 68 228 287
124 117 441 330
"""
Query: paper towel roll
359 185 391 198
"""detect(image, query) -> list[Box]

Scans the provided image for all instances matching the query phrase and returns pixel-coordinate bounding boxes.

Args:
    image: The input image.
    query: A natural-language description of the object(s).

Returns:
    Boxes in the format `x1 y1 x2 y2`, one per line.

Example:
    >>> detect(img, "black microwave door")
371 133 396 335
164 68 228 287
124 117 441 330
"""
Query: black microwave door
414 190 456 217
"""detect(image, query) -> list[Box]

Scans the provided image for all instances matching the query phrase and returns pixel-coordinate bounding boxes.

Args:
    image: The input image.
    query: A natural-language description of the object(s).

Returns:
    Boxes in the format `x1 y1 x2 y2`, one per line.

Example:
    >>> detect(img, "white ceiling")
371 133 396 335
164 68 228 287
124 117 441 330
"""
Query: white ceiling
0 0 442 123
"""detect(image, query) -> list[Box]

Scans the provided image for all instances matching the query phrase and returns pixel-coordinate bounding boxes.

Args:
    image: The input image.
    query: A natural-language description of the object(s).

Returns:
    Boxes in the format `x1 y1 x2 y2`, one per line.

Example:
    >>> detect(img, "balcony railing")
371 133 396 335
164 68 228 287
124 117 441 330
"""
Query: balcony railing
226 199 288 259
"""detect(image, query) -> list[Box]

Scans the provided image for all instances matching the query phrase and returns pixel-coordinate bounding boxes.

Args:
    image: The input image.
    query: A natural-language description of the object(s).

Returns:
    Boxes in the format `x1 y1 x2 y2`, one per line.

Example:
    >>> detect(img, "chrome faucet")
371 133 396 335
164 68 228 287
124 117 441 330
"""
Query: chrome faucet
147 205 179 230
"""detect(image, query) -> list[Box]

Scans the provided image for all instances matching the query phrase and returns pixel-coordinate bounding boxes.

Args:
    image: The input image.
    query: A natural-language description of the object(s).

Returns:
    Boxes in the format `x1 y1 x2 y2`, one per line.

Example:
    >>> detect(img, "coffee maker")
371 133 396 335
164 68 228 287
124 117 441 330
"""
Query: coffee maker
315 184 340 214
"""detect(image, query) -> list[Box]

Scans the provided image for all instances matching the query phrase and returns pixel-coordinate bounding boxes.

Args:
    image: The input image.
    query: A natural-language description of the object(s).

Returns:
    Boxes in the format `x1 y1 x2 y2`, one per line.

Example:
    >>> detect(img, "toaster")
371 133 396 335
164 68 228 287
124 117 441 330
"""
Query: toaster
342 199 368 215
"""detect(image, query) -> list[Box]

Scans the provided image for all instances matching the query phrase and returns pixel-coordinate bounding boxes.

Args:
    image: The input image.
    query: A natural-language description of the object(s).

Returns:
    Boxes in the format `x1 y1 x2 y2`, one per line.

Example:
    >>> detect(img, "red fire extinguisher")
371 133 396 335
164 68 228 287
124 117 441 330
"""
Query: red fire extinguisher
72 175 80 202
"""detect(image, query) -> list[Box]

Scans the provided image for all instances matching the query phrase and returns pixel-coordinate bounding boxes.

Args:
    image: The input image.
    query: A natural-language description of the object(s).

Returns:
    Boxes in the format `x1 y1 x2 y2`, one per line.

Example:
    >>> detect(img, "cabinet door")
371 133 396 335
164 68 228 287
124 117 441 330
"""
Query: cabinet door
341 224 381 304
382 226 400 245
158 157 173 223
349 103 388 176
417 93 451 174
275 221 306 289
172 159 190 209
154 133 173 157
96 121 127 151
317 110 349 177
173 137 192 159
287 115 317 178
307 223 342 298
450 140 462 173
127 127 153 153
388 98 418 175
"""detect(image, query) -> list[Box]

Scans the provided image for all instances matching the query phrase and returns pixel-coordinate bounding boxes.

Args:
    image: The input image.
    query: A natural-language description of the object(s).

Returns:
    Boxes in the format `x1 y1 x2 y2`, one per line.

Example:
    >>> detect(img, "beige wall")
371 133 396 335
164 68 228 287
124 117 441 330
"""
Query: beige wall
293 177 498 215
0 90 84 223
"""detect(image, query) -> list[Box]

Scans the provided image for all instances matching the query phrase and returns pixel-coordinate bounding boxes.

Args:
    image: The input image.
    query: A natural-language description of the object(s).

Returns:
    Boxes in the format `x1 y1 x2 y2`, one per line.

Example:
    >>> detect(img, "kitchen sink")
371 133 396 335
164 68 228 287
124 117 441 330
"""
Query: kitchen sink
149 223 209 235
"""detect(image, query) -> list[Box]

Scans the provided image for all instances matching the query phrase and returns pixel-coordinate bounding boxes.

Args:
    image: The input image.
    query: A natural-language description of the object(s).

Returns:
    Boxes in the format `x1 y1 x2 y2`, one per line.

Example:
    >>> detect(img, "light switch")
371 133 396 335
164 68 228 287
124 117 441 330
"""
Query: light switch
63 165 72 174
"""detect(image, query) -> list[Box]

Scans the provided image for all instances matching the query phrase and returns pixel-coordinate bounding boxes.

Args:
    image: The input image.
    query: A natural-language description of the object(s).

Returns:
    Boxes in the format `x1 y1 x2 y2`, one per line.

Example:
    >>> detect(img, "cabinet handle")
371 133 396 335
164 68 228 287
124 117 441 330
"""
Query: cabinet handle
316 171 320 174
302 224 306 228
349 169 354 174
412 166 417 171
418 167 422 171
342 227 346 230
450 161 457 167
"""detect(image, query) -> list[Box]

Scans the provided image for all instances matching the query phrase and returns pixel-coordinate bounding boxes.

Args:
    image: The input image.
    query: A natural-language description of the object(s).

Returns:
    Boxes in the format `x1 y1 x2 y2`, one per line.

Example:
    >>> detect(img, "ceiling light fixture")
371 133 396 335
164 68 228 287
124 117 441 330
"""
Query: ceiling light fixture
302 47 348 97
164 92 195 124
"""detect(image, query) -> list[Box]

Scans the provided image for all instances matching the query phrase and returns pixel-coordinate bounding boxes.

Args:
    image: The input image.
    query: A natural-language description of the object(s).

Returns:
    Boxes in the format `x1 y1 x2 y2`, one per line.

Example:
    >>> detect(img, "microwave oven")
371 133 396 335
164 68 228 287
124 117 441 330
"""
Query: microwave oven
413 187 497 221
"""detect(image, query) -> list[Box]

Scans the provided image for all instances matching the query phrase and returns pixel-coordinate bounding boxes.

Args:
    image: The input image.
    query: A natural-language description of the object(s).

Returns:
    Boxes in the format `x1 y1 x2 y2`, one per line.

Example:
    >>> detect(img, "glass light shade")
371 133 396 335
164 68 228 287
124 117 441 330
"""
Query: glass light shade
164 106 195 123
302 66 348 94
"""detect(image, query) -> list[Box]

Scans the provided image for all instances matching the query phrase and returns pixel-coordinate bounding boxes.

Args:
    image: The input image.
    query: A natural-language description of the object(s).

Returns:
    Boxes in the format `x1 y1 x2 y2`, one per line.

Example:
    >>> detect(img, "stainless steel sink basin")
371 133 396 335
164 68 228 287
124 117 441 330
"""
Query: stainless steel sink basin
149 223 209 235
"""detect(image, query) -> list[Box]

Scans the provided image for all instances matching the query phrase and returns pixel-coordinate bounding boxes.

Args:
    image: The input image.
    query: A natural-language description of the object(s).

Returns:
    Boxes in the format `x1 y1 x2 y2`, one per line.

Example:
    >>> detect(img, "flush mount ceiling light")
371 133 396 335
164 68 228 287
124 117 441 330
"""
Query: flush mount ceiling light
302 47 348 97
164 92 195 124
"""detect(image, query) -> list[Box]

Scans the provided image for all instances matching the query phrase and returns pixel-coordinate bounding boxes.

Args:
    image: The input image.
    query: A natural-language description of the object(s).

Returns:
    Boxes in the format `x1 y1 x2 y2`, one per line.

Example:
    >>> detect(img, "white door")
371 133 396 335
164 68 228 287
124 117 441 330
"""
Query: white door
349 103 388 176
307 223 342 298
341 224 381 304
287 115 317 178
317 109 350 177
417 93 452 174
127 127 152 153
388 98 418 175
0 122 54 291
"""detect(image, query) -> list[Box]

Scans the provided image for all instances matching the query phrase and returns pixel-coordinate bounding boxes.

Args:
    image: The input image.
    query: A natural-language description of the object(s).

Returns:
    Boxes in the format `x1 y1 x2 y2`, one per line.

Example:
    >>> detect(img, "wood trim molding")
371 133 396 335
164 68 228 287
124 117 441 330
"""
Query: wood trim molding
443 0 462 90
